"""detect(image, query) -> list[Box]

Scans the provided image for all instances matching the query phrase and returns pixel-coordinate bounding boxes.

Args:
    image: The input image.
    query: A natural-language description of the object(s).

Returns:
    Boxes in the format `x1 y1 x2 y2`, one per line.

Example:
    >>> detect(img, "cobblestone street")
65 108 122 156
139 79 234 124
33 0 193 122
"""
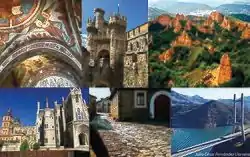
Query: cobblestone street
97 120 172 157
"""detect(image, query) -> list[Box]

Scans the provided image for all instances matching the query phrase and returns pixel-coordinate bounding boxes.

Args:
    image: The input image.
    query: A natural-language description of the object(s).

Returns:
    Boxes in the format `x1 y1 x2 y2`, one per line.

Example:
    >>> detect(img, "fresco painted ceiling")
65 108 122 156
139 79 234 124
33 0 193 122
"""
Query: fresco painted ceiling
1 55 79 87
0 0 40 30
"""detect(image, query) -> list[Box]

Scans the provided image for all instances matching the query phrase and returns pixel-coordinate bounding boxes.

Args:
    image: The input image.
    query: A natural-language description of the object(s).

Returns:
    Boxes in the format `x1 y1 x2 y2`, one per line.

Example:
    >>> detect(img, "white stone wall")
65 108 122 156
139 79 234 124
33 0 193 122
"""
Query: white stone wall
44 109 56 147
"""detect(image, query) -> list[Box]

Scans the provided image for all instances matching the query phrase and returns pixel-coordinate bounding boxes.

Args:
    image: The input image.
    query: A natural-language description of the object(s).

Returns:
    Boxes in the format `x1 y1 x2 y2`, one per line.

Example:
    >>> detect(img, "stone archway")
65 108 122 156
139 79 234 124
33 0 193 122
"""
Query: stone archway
150 91 171 121
0 40 82 86
78 133 87 145
75 124 89 148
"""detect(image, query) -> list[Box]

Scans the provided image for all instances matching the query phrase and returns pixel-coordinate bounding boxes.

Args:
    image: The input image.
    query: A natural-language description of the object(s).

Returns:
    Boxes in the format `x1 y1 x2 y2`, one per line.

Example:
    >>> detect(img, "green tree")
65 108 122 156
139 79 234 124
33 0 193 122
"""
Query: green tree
32 143 40 150
20 140 29 151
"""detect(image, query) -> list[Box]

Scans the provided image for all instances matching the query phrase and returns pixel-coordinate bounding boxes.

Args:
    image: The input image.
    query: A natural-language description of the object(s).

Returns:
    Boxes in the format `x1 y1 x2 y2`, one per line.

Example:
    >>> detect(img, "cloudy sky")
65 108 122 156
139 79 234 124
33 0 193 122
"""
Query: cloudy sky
172 88 250 100
90 88 110 101
149 0 249 7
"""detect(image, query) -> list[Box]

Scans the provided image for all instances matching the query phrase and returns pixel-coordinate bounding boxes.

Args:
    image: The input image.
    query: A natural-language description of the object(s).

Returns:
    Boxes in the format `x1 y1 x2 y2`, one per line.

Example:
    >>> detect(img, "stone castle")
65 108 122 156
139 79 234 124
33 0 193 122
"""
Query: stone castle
0 88 89 151
82 7 148 87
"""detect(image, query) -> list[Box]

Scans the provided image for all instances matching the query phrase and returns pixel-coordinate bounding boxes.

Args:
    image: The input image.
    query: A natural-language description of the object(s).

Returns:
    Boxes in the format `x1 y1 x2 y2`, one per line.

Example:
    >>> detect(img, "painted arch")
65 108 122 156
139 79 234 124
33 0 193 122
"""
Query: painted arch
0 39 82 86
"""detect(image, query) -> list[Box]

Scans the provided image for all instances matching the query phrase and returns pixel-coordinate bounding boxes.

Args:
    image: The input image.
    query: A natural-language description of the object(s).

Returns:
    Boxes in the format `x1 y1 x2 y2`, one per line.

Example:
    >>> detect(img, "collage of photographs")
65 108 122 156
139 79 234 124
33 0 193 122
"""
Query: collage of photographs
0 0 249 157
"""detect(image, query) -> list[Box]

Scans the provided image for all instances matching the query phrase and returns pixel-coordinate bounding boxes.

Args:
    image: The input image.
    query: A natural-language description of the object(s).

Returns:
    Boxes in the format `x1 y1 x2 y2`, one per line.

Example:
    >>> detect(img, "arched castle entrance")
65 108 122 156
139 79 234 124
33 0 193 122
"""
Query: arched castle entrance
150 91 171 122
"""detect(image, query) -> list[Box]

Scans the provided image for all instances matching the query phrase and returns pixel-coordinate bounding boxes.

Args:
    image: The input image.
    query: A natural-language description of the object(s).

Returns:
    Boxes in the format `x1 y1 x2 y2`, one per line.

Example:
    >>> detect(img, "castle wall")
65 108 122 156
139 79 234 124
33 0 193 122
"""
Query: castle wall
124 23 149 87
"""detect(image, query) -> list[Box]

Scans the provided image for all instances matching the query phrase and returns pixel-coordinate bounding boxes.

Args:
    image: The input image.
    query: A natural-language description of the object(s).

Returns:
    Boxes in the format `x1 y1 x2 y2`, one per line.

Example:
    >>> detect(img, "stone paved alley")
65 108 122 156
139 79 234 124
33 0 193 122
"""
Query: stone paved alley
93 120 172 157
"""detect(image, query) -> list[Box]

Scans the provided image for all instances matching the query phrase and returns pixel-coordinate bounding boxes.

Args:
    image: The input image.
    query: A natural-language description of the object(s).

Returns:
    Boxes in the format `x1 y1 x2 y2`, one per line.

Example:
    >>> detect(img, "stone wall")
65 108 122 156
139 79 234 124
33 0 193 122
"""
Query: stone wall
124 23 148 88
110 92 119 119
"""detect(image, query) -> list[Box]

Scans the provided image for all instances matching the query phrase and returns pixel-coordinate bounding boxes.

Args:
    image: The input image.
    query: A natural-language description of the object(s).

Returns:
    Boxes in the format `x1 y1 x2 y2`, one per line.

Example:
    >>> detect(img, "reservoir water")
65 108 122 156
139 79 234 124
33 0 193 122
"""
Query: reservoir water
172 126 233 157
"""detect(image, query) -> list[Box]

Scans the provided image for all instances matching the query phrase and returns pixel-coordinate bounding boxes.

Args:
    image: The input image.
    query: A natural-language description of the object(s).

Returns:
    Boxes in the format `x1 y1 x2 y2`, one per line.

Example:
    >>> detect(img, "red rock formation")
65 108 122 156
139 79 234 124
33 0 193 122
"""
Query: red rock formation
235 21 248 31
221 17 233 30
172 19 182 33
175 14 185 21
158 48 174 62
217 53 232 85
241 27 250 39
198 26 213 34
172 31 192 47
209 11 224 23
155 15 172 27
185 20 192 31
204 16 213 26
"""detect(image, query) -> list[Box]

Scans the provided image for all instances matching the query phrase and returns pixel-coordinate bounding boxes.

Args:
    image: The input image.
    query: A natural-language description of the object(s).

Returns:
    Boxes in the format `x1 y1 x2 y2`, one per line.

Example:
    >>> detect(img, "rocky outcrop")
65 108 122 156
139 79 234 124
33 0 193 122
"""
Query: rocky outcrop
217 53 232 85
184 20 192 31
155 15 172 27
159 48 174 62
171 31 192 47
198 26 213 34
209 11 224 23
241 27 250 39
172 19 182 33
221 17 233 31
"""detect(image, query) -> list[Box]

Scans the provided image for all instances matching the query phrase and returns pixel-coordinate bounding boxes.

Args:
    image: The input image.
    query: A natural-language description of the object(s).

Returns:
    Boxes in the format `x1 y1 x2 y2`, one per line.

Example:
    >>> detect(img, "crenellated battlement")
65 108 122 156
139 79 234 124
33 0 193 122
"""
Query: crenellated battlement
109 14 127 28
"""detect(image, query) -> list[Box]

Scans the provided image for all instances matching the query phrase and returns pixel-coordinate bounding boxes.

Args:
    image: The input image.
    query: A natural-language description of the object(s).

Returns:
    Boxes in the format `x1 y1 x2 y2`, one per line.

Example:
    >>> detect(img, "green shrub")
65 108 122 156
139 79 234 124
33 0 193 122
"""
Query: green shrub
33 143 40 150
20 140 29 151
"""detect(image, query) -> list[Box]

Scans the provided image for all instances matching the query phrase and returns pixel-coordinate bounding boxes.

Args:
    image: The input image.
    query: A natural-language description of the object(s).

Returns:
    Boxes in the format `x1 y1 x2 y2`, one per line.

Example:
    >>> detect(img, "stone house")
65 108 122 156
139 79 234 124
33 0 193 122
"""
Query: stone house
109 88 171 125
96 97 110 113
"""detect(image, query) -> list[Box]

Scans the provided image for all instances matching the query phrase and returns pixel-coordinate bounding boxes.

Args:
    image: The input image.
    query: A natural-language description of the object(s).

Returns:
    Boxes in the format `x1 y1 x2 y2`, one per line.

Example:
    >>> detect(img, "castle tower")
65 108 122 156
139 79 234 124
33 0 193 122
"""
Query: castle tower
108 6 127 85
68 88 89 148
35 101 41 144
94 8 105 31
54 101 62 147
86 16 97 59
44 98 56 148
1 109 13 135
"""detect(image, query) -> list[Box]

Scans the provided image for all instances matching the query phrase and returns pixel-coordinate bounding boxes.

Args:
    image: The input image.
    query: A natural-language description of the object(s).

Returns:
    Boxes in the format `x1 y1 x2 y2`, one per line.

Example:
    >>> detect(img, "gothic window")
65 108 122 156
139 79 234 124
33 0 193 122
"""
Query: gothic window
77 108 82 120
76 95 79 103
79 133 86 145
136 41 139 49
129 43 133 51
132 53 137 63
45 138 48 143
45 124 48 128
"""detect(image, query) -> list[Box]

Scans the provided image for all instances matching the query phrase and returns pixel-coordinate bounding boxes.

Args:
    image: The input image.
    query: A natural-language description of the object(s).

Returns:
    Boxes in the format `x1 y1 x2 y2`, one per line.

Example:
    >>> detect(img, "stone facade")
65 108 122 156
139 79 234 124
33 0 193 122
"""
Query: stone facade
0 109 36 151
124 23 149 88
109 89 171 124
83 8 148 88
36 88 89 150
96 97 110 113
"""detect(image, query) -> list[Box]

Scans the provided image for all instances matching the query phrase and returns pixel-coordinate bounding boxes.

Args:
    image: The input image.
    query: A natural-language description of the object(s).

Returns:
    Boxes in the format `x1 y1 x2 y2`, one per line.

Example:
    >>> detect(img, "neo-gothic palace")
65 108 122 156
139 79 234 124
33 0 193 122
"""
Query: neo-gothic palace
82 7 148 87
0 88 89 151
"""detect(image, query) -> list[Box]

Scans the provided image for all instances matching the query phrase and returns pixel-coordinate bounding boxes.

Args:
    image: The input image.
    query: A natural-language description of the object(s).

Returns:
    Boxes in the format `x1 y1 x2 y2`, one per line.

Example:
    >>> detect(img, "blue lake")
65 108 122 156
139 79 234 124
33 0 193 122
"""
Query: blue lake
172 126 233 157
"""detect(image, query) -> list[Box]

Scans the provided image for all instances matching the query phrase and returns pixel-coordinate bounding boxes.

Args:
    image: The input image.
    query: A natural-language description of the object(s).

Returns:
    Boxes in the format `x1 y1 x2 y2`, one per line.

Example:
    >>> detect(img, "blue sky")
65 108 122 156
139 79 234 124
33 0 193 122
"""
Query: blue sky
0 88 89 126
172 88 250 100
149 0 249 7
90 88 110 101
82 0 148 34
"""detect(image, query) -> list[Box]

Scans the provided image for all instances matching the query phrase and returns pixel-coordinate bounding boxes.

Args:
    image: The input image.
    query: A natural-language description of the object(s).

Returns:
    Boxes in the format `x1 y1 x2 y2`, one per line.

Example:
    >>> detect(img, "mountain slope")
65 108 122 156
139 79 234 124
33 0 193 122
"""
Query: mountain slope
216 4 250 15
172 100 234 128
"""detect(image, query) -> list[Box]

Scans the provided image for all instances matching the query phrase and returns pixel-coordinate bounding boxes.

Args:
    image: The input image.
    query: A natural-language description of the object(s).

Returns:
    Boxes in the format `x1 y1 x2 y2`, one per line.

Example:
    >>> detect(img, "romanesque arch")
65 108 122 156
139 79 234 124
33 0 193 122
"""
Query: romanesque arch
0 39 82 86
149 90 171 121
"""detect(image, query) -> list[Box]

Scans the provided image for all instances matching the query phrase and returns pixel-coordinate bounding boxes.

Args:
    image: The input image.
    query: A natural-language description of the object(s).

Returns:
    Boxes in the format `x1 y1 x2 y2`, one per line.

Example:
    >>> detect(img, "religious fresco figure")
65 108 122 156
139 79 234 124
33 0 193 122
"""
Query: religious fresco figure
0 0 22 19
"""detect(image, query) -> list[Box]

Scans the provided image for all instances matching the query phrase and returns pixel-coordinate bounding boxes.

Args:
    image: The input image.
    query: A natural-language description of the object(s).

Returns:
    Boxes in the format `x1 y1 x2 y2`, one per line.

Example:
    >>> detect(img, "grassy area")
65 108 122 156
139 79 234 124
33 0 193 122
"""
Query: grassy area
187 47 204 69
184 69 204 85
